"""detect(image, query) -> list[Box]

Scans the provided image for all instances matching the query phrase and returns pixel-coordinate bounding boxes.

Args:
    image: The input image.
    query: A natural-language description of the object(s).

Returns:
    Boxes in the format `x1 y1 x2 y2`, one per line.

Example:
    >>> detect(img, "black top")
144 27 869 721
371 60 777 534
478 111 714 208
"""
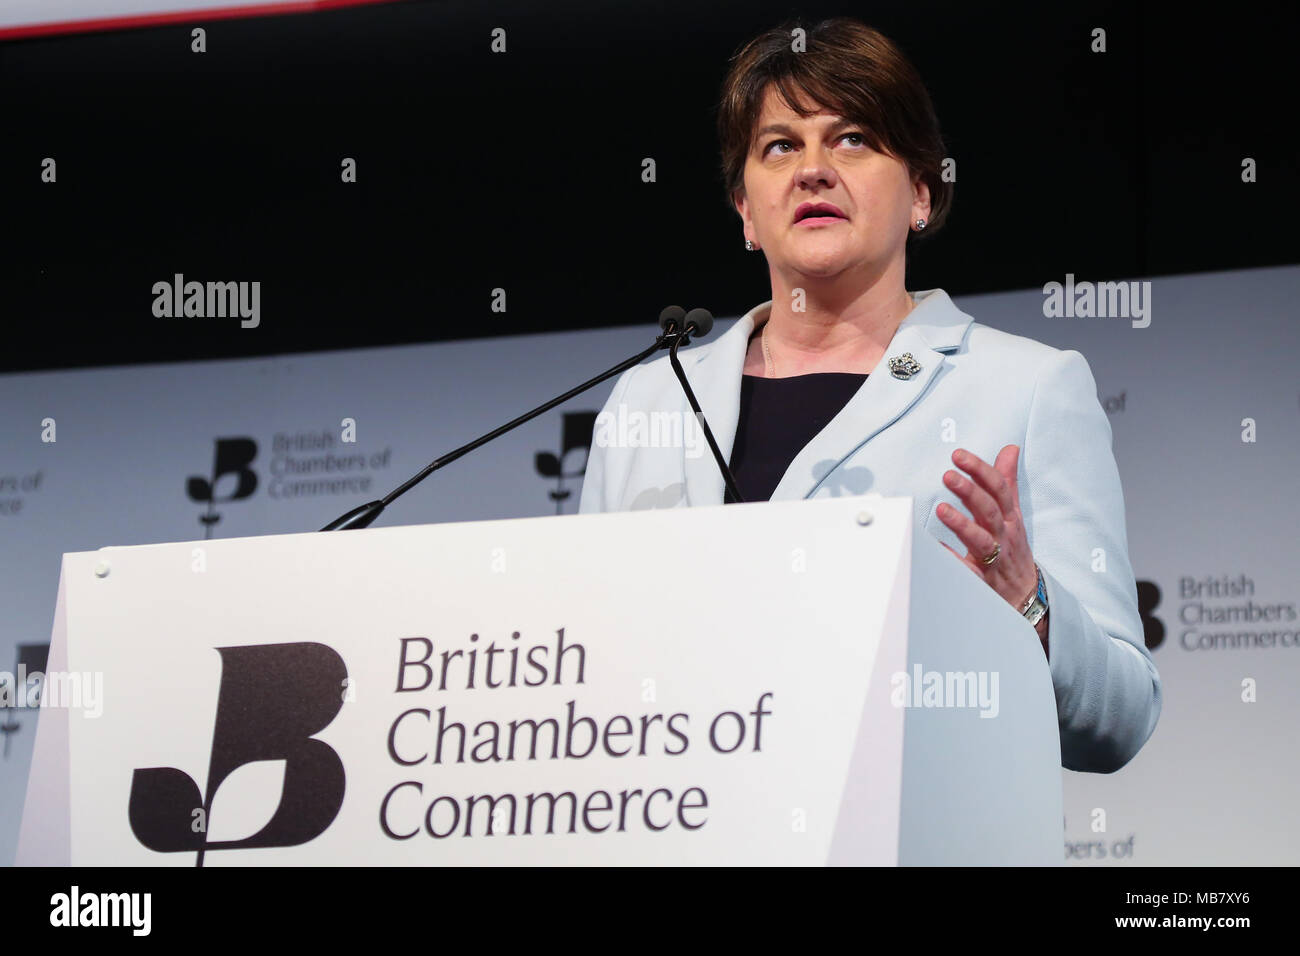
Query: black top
729 372 869 502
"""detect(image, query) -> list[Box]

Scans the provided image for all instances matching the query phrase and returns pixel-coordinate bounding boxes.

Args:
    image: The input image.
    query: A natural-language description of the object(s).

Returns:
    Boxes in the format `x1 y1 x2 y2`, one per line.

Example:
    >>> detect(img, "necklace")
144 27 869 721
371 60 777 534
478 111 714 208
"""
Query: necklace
762 292 916 379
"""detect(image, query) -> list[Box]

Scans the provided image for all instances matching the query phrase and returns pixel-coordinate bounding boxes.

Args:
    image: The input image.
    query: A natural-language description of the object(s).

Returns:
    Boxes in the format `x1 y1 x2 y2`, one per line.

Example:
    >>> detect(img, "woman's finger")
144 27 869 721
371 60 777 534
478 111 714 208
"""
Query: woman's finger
953 447 1017 516
943 466 1005 537
937 502 999 564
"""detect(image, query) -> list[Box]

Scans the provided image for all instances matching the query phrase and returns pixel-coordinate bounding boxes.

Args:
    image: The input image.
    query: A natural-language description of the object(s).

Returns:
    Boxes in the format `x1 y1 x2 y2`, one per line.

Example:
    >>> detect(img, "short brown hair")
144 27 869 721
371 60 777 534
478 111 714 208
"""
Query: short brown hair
716 17 951 239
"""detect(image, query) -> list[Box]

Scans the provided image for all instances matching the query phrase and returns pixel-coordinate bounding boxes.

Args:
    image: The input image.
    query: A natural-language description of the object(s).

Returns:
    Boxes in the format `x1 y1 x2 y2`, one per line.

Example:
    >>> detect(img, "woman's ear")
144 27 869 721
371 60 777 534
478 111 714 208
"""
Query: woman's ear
732 189 757 246
732 188 749 221
911 175 932 223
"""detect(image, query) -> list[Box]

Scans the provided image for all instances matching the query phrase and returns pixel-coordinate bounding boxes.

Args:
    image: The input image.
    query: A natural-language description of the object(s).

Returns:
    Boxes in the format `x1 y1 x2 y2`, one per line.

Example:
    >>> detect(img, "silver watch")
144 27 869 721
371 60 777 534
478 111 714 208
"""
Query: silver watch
1021 564 1049 628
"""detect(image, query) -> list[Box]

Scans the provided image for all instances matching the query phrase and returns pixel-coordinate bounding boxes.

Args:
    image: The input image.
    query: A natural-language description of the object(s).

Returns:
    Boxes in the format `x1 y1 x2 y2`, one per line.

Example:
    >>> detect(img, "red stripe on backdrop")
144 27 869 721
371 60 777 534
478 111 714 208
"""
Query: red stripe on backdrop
0 0 400 41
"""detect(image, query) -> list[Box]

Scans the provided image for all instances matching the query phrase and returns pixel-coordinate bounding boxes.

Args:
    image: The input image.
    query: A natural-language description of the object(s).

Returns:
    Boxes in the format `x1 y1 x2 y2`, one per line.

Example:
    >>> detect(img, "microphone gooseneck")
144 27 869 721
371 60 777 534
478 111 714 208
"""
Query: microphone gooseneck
320 303 744 530
665 309 745 505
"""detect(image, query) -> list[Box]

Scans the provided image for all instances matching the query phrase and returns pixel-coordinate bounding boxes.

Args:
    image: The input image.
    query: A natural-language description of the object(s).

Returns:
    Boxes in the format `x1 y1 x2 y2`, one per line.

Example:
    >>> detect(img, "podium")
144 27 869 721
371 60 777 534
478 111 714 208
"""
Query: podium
17 495 1062 866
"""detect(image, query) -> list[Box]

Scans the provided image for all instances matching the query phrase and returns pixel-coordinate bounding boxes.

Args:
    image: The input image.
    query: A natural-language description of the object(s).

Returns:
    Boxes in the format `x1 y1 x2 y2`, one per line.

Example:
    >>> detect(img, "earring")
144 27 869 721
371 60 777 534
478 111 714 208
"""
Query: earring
744 240 757 251
913 218 927 232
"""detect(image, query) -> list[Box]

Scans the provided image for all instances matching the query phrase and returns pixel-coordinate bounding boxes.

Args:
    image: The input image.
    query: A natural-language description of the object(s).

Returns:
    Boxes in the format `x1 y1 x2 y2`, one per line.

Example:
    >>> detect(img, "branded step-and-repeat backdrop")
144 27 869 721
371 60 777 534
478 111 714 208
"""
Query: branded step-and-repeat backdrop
2 265 1297 866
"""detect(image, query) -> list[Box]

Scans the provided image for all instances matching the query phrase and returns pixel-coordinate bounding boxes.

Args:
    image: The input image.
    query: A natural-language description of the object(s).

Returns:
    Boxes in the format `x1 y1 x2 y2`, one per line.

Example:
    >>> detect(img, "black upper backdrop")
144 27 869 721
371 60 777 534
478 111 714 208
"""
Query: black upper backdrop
0 0 1293 373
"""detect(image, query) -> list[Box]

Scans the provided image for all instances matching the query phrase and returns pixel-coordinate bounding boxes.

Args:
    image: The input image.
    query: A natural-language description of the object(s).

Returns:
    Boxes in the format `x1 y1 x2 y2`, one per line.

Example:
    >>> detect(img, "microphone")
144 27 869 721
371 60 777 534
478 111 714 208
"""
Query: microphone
663 308 745 505
683 308 713 337
320 304 743 531
659 305 686 333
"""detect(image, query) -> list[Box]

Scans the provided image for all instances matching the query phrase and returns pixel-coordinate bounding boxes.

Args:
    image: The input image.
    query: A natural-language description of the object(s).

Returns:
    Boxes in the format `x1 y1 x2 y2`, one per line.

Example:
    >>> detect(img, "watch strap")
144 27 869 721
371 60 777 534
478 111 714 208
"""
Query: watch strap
1021 564 1048 627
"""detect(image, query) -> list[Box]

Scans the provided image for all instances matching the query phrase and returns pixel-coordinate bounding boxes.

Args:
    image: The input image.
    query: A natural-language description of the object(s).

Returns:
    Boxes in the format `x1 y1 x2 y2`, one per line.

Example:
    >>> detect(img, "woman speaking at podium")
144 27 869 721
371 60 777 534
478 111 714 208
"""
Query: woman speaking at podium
579 17 1160 773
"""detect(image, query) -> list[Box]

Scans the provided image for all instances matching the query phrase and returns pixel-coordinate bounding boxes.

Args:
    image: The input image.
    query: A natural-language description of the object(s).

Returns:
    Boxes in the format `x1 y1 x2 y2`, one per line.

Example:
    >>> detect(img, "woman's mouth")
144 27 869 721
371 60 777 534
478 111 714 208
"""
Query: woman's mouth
793 202 849 227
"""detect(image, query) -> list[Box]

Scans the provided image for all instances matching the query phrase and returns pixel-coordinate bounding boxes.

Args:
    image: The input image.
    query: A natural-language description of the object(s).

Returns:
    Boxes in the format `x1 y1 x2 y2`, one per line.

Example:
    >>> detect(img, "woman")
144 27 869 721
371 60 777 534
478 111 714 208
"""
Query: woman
579 17 1160 773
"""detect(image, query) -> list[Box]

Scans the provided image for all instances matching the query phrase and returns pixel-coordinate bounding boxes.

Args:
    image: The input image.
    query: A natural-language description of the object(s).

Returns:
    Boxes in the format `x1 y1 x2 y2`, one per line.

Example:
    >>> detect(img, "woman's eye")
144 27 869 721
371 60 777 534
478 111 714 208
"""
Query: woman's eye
763 132 864 156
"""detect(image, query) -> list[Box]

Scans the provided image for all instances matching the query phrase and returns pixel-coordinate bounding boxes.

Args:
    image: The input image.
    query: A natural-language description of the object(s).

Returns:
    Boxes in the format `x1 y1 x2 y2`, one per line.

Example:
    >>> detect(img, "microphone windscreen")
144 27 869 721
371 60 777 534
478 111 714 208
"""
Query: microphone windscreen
684 308 714 337
659 305 687 333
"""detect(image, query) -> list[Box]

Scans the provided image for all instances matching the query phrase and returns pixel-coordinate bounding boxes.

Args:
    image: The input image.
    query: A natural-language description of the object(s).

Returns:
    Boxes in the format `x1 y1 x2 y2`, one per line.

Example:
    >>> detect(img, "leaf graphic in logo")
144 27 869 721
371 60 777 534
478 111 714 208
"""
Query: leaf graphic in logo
128 767 206 852
535 452 562 478
206 759 287 844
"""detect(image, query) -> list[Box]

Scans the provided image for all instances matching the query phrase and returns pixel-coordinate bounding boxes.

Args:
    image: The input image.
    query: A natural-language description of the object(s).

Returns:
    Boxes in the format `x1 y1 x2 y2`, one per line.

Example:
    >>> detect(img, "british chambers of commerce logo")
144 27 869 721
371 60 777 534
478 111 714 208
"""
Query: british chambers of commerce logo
534 411 596 515
127 642 347 866
187 413 598 537
186 437 259 539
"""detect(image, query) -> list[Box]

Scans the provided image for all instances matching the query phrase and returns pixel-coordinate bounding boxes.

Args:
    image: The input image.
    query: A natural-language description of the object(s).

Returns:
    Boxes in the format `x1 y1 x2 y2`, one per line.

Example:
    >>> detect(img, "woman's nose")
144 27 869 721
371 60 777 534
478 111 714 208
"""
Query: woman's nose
795 149 837 190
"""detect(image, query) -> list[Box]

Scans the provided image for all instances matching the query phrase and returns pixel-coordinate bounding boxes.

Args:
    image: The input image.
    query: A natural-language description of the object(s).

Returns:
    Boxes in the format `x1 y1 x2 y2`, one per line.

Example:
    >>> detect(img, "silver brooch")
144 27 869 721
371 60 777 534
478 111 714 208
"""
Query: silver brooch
888 352 923 380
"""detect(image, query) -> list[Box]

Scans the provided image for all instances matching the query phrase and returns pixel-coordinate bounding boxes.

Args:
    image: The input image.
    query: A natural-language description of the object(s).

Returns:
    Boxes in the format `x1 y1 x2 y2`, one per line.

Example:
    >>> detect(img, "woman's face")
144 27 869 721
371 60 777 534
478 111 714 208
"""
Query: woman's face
734 86 930 282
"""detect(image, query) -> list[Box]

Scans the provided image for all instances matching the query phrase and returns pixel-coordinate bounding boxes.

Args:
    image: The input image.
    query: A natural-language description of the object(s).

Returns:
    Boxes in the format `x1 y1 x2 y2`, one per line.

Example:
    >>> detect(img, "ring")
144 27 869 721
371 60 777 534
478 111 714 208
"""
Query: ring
981 543 1001 566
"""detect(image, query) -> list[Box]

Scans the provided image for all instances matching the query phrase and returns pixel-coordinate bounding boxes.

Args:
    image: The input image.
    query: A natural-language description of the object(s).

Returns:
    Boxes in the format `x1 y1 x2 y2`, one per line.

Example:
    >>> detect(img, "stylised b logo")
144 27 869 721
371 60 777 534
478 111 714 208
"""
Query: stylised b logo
1137 580 1164 650
535 411 597 515
187 437 259 538
128 642 347 865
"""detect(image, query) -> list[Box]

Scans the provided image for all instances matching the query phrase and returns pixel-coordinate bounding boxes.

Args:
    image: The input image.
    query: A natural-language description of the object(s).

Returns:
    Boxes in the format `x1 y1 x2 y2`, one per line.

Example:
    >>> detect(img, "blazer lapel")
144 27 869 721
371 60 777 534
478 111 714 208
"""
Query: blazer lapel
680 289 973 507
772 288 973 500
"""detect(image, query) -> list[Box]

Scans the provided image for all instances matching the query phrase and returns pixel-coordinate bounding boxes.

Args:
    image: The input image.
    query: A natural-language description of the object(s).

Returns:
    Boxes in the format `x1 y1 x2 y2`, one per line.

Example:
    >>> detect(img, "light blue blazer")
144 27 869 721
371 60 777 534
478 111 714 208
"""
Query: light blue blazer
579 288 1162 773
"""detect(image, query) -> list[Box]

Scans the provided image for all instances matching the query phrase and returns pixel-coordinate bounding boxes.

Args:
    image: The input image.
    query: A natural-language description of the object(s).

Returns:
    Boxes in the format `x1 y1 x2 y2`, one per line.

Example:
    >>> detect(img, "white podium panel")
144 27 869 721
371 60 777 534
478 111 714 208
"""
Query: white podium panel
18 495 1060 865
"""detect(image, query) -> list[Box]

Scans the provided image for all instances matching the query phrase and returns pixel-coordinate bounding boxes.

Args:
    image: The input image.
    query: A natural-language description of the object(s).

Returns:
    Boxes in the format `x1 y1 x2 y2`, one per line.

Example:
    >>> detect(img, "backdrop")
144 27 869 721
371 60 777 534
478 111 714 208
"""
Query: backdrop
2 265 1297 865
